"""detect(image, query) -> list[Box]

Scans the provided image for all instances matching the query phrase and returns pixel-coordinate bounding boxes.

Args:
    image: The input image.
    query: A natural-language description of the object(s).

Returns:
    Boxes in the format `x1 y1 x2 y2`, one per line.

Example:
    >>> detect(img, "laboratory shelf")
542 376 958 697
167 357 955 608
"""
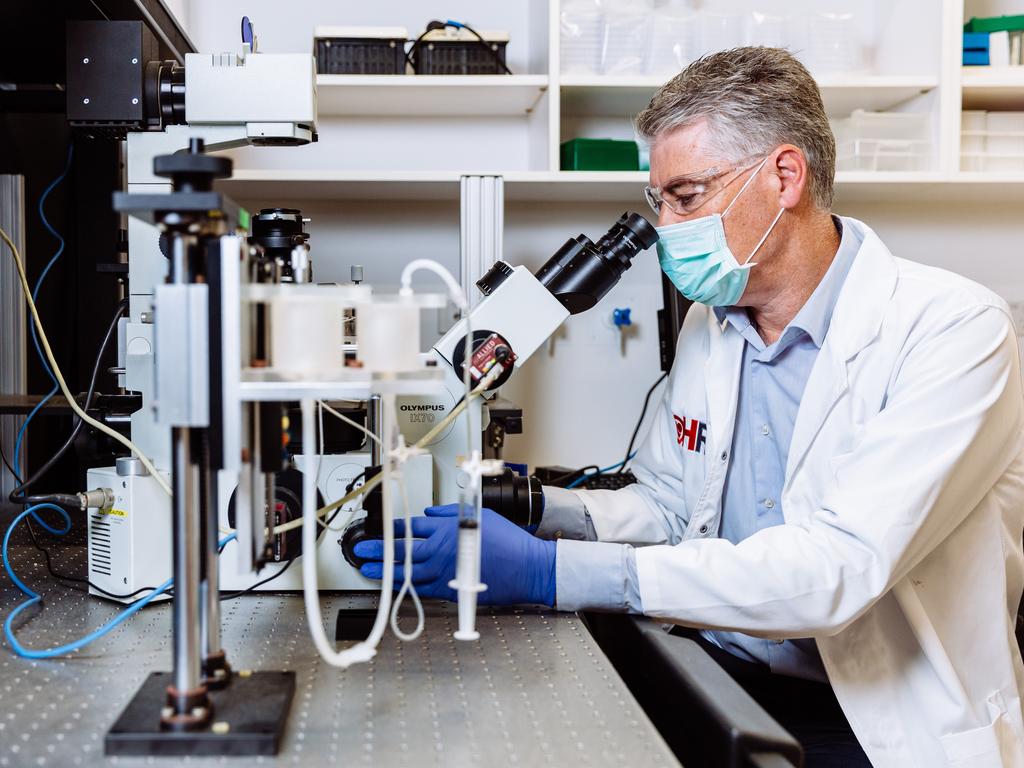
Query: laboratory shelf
961 67 1024 110
218 169 463 201
315 74 550 116
559 74 940 118
218 169 1024 204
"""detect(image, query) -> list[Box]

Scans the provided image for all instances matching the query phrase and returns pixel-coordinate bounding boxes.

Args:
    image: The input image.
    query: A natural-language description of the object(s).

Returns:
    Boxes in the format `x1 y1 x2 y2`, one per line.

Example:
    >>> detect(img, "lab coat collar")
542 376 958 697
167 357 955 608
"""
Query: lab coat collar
704 217 896 464
784 217 899 483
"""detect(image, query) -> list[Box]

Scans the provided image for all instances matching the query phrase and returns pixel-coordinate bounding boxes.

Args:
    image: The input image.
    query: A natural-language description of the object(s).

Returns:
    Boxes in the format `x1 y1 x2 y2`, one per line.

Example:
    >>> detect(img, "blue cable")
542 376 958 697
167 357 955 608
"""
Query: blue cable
3 503 236 659
12 145 74 475
565 453 636 489
31 143 74 384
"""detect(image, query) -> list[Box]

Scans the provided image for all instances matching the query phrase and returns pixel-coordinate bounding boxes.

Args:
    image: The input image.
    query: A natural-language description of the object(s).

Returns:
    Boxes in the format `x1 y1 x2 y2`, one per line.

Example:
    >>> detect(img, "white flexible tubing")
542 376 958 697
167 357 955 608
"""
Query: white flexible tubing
389 465 425 642
301 395 394 668
0 225 171 496
397 257 474 454
399 259 467 309
272 373 499 538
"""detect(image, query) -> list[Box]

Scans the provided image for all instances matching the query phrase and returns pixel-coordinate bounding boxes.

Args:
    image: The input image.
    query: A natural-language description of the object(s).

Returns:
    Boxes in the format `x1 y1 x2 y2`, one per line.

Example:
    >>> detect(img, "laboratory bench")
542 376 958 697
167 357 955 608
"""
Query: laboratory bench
0 538 800 767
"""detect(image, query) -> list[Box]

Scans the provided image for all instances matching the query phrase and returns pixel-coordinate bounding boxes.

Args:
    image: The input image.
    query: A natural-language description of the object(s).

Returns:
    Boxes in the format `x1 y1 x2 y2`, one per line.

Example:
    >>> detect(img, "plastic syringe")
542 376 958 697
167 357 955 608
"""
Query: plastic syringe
449 489 486 641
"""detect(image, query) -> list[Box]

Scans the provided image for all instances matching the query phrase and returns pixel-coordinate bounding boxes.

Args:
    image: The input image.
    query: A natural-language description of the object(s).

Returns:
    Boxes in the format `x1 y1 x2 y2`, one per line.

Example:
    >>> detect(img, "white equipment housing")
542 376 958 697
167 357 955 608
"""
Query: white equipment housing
185 51 317 143
86 466 172 603
86 453 433 601
217 452 433 592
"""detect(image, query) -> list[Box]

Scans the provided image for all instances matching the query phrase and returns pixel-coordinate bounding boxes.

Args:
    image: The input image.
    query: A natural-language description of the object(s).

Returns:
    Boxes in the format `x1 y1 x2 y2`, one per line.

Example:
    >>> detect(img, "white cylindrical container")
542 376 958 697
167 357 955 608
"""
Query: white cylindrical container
270 297 344 376
356 299 421 373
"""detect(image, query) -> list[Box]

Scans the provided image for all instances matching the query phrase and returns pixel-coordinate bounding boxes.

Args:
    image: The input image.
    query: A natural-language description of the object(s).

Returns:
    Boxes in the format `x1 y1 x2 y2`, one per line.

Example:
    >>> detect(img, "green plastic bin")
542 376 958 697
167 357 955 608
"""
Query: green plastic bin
560 138 640 171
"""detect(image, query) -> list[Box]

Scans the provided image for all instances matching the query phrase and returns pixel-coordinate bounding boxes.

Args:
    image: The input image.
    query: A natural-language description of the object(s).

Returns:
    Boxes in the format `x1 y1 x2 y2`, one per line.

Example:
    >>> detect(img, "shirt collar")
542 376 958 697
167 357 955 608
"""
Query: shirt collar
714 215 860 350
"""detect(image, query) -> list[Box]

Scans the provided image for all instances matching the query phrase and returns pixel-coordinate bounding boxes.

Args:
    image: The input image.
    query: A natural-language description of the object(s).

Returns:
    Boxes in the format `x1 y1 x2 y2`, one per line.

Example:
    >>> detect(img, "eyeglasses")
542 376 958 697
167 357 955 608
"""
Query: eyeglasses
644 157 763 217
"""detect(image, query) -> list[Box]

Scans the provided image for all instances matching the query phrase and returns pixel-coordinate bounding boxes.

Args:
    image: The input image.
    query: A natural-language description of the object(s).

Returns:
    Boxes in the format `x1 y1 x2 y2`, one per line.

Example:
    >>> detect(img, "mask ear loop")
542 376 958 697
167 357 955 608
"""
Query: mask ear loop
722 155 771 219
742 207 785 266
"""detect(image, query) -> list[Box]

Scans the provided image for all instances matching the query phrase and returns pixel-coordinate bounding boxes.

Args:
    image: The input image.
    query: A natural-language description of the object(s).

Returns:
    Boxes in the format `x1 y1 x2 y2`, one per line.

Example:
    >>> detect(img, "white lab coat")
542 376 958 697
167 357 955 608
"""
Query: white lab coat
572 217 1024 767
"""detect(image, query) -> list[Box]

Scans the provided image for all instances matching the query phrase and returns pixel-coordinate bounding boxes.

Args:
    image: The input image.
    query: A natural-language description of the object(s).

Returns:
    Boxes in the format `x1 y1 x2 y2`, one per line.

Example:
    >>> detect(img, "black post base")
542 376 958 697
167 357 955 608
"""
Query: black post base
105 670 295 756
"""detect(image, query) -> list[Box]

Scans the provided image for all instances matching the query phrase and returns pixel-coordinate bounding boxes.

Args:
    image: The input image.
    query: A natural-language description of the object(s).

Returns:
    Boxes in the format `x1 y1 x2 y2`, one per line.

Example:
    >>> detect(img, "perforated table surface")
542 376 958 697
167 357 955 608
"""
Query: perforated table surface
0 542 679 767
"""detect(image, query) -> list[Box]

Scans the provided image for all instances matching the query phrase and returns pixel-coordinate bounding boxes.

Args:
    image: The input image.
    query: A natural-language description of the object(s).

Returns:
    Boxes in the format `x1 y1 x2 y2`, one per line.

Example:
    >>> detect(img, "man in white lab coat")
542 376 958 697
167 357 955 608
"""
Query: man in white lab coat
359 47 1024 767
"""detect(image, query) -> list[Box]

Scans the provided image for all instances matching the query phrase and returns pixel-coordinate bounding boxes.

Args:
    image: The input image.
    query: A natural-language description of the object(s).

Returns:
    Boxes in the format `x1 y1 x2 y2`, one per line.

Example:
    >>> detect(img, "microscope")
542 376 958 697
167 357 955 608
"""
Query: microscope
68 15 659 757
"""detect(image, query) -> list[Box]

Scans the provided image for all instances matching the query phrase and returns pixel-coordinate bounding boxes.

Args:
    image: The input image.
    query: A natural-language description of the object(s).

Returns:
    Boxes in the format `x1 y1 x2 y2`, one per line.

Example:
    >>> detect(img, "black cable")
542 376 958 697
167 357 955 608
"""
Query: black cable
405 20 446 70
18 514 291 606
0 437 22 484
317 467 371 529
457 22 513 74
10 298 128 504
219 558 295 601
550 465 598 487
22 518 158 600
617 372 669 473
407 20 512 75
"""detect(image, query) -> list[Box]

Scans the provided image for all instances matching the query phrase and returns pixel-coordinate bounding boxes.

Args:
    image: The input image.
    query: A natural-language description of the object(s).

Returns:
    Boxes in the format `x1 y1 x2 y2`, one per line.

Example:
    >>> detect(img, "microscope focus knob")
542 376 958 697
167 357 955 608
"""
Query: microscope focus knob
475 260 514 297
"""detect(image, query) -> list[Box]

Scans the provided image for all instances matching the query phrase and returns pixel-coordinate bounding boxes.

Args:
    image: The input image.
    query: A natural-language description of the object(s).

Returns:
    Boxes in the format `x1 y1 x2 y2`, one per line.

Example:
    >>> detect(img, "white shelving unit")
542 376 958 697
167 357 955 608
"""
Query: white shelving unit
211 0 1024 204
316 74 550 116
186 0 1024 470
962 67 1024 109
217 168 1024 204
560 75 941 118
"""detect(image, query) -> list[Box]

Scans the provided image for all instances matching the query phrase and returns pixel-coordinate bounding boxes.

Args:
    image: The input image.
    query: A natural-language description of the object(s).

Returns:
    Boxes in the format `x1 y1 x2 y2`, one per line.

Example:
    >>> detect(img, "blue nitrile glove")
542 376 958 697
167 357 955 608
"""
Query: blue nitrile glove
354 504 557 607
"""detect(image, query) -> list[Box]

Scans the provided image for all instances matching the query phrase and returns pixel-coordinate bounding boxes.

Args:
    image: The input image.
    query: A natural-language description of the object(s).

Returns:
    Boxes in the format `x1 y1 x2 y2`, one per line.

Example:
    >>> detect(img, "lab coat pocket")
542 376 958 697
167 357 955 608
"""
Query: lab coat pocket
939 716 1007 768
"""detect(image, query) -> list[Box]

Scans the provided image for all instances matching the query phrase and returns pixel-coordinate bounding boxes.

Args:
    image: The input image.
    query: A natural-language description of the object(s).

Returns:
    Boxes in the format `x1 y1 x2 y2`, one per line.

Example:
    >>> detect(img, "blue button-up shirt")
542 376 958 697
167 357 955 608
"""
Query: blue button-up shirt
544 216 862 683
702 216 860 682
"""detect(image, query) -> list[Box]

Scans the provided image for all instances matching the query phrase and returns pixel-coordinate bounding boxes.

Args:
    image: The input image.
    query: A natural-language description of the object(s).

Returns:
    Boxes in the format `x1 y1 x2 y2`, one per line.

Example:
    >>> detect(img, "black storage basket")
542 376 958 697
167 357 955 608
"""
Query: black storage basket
414 39 508 75
315 36 406 75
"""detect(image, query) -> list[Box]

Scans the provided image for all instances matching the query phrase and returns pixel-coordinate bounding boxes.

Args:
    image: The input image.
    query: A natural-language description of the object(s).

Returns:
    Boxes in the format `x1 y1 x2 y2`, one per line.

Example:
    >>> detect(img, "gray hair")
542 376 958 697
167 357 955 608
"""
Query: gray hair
635 47 836 209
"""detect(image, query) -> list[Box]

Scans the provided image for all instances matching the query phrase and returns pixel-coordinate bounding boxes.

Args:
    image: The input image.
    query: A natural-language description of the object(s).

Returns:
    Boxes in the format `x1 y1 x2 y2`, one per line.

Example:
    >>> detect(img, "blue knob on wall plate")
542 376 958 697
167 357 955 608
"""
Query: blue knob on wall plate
613 308 632 327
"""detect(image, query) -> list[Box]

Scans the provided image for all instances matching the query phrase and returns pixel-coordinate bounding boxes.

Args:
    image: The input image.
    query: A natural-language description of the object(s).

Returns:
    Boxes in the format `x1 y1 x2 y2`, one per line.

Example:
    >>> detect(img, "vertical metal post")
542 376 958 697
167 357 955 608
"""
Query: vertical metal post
0 175 26 509
368 394 383 465
162 231 211 730
199 433 227 686
171 427 202 697
459 175 504 308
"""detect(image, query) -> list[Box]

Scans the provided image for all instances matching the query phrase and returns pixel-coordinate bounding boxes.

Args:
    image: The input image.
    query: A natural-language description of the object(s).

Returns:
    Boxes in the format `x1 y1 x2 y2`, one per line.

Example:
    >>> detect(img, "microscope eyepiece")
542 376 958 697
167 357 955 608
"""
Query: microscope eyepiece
534 211 660 315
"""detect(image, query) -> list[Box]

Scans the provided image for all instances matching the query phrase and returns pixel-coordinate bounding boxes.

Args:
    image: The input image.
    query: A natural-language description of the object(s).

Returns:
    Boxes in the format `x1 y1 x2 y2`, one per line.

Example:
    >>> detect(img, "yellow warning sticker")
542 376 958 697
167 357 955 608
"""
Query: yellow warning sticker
98 508 128 518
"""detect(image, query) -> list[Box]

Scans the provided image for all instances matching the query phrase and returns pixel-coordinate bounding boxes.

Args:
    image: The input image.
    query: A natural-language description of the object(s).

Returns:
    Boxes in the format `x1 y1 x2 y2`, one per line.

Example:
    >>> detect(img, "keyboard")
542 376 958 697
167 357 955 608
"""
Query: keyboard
579 471 637 491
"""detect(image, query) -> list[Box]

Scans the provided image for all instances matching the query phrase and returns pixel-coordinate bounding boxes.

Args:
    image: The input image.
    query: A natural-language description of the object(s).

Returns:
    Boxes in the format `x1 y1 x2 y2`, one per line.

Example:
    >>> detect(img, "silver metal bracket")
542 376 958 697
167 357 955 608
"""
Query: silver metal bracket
154 283 210 427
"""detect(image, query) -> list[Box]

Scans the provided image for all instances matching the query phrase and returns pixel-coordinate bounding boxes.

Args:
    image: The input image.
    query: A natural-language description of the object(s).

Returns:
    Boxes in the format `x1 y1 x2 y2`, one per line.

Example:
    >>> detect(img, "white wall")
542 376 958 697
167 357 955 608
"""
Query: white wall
183 0 549 73
498 200 1024 471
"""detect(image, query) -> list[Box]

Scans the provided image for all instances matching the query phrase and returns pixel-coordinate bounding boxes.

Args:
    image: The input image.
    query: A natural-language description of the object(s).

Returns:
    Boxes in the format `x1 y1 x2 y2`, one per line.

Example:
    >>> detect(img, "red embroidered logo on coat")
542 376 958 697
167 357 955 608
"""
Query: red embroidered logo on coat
674 415 707 454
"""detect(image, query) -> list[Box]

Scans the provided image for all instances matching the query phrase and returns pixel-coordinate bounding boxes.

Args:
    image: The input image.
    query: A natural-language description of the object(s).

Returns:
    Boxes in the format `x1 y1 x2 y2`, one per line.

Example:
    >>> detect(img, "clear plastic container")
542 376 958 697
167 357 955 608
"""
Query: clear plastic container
835 110 933 172
560 0 604 75
985 111 1024 157
838 140 932 172
961 111 1024 173
748 12 788 49
960 110 988 172
601 1 651 76
698 12 744 57
802 12 860 74
646 9 698 76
